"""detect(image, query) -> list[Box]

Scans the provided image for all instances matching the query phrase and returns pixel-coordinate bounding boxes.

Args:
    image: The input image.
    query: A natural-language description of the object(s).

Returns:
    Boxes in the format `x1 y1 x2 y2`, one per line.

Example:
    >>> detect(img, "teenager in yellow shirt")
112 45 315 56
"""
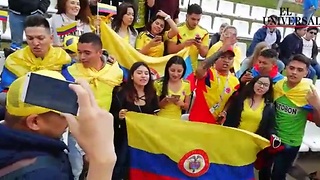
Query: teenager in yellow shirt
167 4 209 71
154 56 191 119
207 26 242 73
135 10 178 57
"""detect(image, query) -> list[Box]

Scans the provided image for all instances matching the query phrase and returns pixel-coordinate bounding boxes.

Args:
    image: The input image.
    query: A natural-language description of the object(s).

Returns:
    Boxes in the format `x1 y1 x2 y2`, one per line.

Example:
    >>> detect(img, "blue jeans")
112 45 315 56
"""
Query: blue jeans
9 12 26 50
276 60 285 73
271 145 300 180
311 63 320 79
308 66 316 80
68 134 84 180
9 12 40 50
112 135 129 180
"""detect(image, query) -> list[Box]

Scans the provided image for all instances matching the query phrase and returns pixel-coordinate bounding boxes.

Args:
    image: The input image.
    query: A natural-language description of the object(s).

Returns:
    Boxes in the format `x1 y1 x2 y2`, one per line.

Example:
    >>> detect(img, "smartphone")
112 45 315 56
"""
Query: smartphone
146 32 155 39
195 35 201 42
171 94 181 99
21 72 79 115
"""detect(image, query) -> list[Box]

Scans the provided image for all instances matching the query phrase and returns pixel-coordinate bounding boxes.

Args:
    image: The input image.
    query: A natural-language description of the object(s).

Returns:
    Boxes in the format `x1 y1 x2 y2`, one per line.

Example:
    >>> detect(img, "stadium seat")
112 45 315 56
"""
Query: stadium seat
212 17 231 33
303 121 320 152
199 15 213 33
316 34 320 48
315 80 320 90
249 22 263 37
1 16 27 42
236 42 247 63
48 0 58 14
201 0 218 13
0 20 3 36
1 17 11 41
299 143 309 152
0 51 4 73
179 0 188 9
283 27 293 37
250 6 266 21
189 0 200 5
234 3 251 19
232 20 250 39
266 8 280 17
217 1 235 16
0 0 8 7
62 128 69 146
181 114 189 121
178 11 186 24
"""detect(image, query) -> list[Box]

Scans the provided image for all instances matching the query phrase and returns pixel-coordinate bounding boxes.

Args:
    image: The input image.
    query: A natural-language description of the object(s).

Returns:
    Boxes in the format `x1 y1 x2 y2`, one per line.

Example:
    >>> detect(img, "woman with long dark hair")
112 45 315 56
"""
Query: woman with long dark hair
50 0 92 46
224 75 275 138
154 56 191 119
111 2 138 47
224 75 276 180
111 62 159 179
119 61 159 118
135 10 178 57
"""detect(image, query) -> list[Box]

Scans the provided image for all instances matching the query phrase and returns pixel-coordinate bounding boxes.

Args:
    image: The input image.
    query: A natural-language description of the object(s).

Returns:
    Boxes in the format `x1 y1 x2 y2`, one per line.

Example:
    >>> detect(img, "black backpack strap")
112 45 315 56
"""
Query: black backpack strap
0 156 60 180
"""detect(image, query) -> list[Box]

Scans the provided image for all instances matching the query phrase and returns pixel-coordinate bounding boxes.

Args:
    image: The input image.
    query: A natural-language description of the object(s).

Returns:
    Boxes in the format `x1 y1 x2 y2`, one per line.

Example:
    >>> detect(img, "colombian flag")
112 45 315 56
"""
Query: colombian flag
98 3 117 15
56 22 77 36
0 10 8 22
100 22 192 81
126 112 269 180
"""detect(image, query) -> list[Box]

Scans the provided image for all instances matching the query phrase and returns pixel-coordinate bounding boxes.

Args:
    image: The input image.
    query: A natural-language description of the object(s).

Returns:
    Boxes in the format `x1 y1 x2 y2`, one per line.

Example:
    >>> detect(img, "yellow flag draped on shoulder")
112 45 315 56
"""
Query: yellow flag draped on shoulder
126 112 269 179
100 22 191 79
63 62 123 110
5 46 71 77
0 46 71 91
274 78 313 107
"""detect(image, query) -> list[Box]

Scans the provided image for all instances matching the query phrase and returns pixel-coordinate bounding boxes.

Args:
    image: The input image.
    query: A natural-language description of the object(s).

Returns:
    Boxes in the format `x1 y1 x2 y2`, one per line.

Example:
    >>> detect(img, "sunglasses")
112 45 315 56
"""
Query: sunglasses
309 31 318 35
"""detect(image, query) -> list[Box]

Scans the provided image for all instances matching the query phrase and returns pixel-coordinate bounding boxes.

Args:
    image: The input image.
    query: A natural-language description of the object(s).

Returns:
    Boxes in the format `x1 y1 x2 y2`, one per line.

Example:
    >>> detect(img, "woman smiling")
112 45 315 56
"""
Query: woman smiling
50 0 92 46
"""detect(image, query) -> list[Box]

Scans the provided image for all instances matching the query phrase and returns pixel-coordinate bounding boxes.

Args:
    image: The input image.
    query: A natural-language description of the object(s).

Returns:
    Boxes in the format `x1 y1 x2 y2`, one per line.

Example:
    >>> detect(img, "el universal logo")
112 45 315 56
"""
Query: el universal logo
262 7 320 28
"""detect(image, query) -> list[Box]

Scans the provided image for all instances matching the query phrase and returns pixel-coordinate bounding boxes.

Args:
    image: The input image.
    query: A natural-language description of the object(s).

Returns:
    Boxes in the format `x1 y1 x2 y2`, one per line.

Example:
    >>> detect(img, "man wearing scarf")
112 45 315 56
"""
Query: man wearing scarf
0 15 72 92
62 32 123 111
239 49 284 91
263 54 320 179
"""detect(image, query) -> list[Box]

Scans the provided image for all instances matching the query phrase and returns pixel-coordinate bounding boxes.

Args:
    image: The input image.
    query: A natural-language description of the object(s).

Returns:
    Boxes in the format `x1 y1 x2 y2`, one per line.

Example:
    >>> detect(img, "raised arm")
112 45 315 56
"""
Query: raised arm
196 37 233 79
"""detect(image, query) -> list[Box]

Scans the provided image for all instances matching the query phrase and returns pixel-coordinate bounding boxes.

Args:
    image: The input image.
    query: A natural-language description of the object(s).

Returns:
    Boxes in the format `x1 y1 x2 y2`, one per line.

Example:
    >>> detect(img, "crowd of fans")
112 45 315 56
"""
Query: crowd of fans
1 0 320 179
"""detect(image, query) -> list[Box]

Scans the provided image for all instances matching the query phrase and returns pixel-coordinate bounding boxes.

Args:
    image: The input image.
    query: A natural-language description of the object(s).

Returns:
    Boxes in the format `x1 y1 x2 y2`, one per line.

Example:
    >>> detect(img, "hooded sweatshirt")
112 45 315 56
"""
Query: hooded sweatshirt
0 124 73 179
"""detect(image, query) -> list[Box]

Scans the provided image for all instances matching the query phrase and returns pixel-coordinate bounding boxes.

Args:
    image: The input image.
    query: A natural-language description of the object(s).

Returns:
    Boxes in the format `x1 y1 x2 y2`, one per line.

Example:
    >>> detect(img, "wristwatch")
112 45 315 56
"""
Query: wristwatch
164 15 171 21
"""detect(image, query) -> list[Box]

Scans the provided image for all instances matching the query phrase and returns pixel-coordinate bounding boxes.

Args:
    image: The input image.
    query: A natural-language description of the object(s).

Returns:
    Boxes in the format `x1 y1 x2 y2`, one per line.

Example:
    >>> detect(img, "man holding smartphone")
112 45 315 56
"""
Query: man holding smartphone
167 4 209 72
0 70 116 179
239 49 284 90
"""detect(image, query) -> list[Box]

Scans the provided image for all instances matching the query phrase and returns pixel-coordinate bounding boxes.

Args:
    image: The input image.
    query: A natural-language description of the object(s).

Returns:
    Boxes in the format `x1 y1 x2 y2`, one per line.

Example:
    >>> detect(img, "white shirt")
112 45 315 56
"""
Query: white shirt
302 37 313 58
264 29 277 46
50 14 92 46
